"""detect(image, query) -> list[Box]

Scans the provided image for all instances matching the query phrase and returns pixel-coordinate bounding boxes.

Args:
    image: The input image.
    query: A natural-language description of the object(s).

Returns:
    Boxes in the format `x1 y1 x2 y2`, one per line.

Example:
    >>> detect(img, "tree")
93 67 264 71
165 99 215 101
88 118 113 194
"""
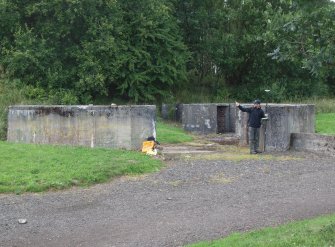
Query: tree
0 0 188 103
266 0 335 96
116 0 189 102
171 0 334 100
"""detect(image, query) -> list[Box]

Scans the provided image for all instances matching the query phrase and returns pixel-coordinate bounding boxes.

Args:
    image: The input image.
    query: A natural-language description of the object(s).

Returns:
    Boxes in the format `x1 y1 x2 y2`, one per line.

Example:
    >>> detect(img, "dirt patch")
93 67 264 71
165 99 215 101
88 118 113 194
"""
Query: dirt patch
1 144 334 247
162 143 302 162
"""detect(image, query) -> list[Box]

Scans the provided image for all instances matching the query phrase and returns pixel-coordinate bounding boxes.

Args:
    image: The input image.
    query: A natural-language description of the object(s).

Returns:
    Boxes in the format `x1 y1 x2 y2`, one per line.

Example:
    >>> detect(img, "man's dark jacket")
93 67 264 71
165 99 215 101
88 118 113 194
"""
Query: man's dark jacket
238 105 265 128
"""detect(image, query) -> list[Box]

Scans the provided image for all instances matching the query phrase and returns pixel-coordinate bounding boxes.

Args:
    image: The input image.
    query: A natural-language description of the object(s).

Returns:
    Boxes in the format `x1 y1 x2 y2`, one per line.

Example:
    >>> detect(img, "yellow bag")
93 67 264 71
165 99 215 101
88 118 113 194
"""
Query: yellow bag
141 141 155 153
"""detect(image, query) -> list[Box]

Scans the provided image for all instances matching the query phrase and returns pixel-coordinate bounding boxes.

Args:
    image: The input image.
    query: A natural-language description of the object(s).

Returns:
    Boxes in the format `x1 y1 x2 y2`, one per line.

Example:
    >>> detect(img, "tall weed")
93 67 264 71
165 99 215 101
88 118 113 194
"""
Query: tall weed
0 80 28 140
297 98 335 113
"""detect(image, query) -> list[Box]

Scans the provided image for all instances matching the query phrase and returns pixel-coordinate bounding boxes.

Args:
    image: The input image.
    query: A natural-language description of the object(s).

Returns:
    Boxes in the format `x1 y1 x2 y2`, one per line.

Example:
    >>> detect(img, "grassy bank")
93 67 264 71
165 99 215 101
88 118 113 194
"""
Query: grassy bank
156 120 194 144
316 113 335 135
187 213 335 247
0 141 163 194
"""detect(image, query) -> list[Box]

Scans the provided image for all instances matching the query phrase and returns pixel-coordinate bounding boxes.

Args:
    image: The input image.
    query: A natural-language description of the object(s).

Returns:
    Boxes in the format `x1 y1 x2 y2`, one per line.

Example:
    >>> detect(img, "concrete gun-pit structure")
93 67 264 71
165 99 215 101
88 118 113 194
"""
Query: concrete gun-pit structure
162 103 316 152
7 105 156 150
235 104 315 151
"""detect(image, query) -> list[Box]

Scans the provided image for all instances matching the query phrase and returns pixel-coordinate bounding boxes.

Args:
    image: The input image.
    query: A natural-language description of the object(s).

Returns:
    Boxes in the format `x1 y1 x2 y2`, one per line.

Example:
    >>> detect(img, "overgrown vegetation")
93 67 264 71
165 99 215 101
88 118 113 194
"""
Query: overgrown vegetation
0 0 188 104
187 213 335 247
299 98 335 114
0 79 29 139
0 141 163 194
1 1 334 105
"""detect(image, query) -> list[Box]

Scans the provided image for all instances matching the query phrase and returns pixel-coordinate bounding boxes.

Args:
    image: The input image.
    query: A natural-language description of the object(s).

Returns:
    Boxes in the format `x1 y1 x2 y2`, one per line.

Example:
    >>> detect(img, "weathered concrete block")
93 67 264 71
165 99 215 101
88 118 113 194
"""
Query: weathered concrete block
228 103 237 133
7 105 156 150
181 103 231 134
291 133 335 157
164 102 316 152
235 104 251 146
265 104 315 151
236 104 315 151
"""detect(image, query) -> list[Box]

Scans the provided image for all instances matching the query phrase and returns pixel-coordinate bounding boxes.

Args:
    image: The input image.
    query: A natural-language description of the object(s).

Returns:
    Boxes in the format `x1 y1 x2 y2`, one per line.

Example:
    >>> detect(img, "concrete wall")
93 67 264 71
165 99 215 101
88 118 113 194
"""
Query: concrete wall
162 103 235 133
7 105 156 150
181 104 231 134
291 133 335 157
228 103 237 133
163 102 316 152
235 104 251 146
236 104 315 151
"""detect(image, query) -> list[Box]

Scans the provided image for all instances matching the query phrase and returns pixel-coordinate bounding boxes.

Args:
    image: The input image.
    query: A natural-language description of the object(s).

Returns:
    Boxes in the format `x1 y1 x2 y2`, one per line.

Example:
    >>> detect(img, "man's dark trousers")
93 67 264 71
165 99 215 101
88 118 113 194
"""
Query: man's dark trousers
249 127 260 153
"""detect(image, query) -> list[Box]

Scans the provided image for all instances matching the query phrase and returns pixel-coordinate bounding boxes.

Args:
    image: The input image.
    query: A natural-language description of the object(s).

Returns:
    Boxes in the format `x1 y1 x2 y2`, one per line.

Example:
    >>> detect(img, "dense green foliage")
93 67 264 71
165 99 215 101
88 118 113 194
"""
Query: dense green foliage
0 0 188 103
171 0 335 102
0 0 334 103
187 213 335 247
265 0 335 100
0 141 162 193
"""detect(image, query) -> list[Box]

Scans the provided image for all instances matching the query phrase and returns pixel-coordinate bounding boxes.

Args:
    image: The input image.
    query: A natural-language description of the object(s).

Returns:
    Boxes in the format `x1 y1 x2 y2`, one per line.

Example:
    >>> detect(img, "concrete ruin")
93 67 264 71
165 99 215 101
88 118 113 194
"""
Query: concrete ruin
236 104 315 151
7 105 156 150
181 103 236 134
162 103 236 134
291 133 335 157
162 103 316 152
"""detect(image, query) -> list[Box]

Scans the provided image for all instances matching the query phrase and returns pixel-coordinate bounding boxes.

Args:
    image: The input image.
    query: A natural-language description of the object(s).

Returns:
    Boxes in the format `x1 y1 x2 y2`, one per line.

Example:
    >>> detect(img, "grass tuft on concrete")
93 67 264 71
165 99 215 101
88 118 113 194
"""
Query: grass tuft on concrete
0 141 163 194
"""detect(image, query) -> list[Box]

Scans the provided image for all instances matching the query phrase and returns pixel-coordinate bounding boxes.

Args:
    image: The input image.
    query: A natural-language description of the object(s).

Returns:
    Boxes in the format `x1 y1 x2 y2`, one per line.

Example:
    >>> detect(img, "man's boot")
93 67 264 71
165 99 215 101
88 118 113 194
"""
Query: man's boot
250 141 257 154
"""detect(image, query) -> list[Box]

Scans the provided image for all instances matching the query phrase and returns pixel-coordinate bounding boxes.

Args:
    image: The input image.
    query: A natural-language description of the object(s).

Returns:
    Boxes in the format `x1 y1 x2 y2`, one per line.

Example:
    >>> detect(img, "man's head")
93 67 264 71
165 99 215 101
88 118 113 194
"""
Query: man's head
253 99 261 108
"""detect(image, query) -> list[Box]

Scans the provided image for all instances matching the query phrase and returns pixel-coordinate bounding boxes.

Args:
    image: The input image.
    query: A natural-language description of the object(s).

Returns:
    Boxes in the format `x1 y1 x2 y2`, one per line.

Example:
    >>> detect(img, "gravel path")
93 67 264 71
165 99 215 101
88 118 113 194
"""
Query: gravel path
1 147 335 247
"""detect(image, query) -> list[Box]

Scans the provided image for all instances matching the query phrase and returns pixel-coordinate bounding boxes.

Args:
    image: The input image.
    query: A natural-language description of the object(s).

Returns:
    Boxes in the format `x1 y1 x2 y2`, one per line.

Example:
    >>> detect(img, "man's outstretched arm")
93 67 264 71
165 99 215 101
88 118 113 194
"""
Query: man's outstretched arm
236 101 251 113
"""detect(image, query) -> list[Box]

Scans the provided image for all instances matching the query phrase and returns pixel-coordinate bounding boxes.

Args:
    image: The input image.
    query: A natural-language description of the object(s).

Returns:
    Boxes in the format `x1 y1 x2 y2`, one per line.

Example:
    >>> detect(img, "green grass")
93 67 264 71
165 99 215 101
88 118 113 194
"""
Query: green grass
187 214 335 247
316 113 335 135
0 141 163 194
156 120 194 144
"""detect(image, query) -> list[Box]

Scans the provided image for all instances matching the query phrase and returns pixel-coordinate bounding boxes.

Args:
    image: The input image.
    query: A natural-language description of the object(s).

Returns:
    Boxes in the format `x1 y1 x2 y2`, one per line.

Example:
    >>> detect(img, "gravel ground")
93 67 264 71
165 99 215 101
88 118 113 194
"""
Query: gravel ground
0 148 335 247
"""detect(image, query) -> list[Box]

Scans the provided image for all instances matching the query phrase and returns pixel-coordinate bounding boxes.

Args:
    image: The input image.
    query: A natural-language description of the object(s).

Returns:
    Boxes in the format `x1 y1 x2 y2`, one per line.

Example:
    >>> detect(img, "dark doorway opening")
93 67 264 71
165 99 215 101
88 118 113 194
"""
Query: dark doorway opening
217 106 227 134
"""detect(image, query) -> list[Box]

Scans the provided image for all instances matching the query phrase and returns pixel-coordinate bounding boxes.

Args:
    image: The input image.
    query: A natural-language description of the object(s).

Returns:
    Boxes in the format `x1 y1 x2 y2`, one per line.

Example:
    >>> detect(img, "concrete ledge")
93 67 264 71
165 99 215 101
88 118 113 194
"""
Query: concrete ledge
7 105 156 150
291 133 335 156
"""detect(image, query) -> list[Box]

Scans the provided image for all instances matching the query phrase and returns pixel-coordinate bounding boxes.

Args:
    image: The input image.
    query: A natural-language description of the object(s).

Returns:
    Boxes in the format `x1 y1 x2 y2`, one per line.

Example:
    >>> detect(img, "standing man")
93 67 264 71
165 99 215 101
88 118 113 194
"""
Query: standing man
236 100 265 154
